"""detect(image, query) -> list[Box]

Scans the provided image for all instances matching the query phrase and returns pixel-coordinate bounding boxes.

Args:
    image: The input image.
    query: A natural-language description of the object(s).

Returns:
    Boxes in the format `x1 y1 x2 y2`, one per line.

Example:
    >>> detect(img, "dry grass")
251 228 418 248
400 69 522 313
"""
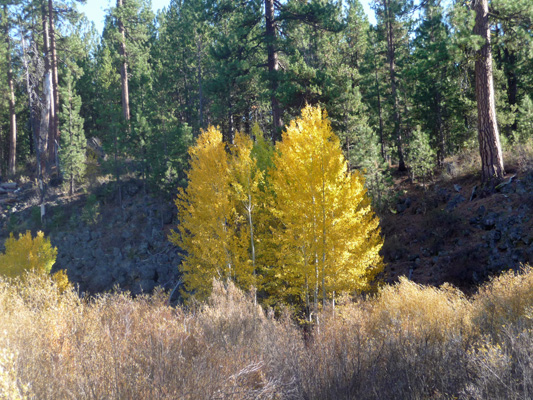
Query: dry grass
440 138 533 181
1 268 533 399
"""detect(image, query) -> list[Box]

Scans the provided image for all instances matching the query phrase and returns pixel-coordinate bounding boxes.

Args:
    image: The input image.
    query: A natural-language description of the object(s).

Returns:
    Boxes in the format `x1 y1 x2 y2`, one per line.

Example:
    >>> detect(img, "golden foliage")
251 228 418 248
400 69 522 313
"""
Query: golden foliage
51 270 71 294
268 105 383 306
172 107 384 307
0 231 57 278
170 127 255 300
228 132 266 292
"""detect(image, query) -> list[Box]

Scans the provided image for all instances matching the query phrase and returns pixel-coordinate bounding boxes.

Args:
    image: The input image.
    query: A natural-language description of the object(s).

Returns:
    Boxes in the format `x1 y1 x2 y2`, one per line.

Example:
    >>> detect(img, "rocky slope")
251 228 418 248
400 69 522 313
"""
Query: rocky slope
0 179 182 295
1 168 533 295
381 169 533 292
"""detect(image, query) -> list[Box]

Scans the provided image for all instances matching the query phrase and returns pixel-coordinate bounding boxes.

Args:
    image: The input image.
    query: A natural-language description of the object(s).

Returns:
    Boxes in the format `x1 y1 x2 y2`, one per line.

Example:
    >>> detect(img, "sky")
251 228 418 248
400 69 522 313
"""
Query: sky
79 0 171 33
79 0 376 35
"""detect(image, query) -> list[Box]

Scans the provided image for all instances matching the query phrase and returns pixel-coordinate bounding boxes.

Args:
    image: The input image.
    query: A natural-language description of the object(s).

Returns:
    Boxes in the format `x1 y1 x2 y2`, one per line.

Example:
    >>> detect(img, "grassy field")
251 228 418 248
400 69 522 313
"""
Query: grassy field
1 268 532 399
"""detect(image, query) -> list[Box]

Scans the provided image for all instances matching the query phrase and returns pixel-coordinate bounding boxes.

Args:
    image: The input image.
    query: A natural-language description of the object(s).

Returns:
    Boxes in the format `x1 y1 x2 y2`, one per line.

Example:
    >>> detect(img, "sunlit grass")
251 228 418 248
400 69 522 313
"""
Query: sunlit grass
1 268 532 399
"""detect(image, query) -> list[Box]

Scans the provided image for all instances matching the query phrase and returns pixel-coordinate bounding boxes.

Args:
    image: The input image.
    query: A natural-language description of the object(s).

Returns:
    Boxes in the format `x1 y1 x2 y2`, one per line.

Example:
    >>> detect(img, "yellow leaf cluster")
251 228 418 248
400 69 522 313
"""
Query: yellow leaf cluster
170 127 264 299
268 106 383 307
0 231 58 279
51 270 71 294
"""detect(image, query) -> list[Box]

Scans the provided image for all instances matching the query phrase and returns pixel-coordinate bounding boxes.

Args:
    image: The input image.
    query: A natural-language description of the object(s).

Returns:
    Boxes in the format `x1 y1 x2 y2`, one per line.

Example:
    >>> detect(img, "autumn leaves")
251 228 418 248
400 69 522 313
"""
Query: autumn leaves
171 106 384 308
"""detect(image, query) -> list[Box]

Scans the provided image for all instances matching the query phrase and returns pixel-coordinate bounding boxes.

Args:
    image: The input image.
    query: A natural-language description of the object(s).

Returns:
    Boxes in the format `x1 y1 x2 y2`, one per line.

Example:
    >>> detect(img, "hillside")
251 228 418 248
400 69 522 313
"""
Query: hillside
1 159 532 296
382 167 533 293
0 177 182 295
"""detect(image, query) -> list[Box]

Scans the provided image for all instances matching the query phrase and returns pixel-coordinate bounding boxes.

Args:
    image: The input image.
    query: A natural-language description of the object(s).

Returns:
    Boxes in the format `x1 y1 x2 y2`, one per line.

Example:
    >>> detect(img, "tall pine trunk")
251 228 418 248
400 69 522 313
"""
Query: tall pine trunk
473 0 504 186
384 0 405 171
48 0 59 170
117 0 130 122
3 5 16 176
41 0 52 174
265 0 282 142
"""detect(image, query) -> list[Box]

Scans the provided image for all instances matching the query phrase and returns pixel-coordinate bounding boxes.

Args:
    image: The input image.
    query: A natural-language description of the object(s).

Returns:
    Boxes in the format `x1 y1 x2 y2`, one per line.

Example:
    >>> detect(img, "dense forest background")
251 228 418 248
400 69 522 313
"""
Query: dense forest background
0 0 532 206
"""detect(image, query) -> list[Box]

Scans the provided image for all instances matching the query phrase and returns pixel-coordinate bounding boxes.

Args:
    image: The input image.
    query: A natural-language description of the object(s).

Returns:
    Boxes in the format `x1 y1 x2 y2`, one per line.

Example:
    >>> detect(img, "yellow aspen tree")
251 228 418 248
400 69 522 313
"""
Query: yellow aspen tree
0 231 57 278
171 127 254 300
269 105 383 313
170 126 235 299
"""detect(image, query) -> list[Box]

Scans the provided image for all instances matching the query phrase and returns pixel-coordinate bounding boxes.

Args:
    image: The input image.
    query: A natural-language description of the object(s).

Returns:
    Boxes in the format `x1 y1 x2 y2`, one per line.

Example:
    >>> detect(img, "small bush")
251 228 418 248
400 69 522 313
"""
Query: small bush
369 277 473 342
406 126 436 187
81 194 100 225
0 231 57 278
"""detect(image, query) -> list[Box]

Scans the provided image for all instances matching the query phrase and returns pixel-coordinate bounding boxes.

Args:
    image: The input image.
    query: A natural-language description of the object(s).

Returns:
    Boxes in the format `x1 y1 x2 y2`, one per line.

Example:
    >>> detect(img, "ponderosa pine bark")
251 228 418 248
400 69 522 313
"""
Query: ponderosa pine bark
265 0 282 142
3 5 16 176
473 0 504 186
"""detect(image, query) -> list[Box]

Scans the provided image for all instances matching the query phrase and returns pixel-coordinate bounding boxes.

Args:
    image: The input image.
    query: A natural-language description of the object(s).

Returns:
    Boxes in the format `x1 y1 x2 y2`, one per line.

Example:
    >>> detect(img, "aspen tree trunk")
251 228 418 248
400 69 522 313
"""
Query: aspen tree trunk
117 0 130 122
246 187 257 306
473 0 504 186
3 5 16 176
384 0 406 171
48 0 59 170
265 0 282 142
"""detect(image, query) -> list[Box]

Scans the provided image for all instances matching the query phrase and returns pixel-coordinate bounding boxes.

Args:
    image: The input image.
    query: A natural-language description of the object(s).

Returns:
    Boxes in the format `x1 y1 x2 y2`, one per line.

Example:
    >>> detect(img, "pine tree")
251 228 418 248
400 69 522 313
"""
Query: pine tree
268 105 383 315
516 95 533 142
372 0 411 171
59 69 86 195
207 0 264 142
405 126 436 188
2 4 17 176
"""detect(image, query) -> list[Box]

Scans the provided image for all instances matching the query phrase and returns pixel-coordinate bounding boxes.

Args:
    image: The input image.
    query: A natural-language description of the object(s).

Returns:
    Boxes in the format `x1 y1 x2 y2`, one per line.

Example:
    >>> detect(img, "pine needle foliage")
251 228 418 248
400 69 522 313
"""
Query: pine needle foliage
406 126 436 187
59 69 87 196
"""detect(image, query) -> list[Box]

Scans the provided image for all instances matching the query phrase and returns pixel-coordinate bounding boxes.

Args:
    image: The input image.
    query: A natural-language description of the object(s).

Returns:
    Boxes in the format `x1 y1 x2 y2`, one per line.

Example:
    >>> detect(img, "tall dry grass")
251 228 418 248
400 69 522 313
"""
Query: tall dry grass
1 268 533 399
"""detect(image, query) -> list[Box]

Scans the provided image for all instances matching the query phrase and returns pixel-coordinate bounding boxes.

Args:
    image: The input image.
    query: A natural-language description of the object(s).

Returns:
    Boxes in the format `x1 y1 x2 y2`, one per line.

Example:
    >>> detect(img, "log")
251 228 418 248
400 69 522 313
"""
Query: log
0 182 17 190
0 197 17 205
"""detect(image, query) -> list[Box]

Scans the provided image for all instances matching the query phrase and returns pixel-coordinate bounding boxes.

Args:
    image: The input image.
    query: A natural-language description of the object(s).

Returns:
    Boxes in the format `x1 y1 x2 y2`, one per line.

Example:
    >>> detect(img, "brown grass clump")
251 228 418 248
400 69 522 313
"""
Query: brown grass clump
368 277 473 342
1 268 533 399
471 266 533 338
